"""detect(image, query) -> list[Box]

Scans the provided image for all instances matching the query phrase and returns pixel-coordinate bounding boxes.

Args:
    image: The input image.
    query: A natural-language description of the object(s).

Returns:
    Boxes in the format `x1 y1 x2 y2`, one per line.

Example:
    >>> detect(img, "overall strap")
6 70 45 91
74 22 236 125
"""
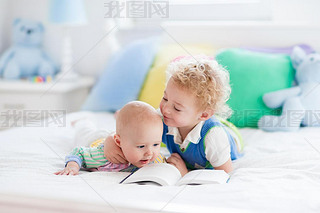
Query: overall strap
201 116 243 161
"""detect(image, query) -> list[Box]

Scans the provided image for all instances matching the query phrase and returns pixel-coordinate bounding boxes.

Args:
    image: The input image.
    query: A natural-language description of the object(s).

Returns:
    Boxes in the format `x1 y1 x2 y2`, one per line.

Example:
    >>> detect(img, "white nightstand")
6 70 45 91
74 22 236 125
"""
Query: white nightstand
0 77 95 130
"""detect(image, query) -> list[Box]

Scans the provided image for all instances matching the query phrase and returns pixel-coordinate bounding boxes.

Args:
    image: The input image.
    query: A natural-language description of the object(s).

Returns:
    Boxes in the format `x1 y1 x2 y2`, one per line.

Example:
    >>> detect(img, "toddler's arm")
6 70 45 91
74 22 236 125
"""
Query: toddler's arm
214 158 233 173
54 161 80 175
205 127 235 173
103 135 128 164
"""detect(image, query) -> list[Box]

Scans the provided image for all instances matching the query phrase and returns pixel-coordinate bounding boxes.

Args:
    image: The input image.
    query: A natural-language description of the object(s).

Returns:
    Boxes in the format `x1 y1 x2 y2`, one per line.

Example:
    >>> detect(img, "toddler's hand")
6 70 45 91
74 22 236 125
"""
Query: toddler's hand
54 162 80 175
167 153 188 176
104 136 128 164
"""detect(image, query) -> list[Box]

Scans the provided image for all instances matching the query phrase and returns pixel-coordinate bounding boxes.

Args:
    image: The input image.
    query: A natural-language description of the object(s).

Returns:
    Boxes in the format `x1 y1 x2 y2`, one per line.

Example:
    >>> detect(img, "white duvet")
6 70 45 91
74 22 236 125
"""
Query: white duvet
0 111 320 212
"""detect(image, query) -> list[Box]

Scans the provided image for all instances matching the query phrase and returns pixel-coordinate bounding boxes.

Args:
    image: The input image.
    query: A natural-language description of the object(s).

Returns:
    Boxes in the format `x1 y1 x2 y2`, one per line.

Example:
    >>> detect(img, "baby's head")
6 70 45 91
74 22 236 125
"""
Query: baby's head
114 101 163 168
160 55 232 128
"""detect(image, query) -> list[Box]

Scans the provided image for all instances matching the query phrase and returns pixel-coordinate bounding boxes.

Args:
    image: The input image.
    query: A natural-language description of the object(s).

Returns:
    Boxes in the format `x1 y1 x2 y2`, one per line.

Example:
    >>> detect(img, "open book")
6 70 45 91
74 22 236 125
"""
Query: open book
121 163 229 186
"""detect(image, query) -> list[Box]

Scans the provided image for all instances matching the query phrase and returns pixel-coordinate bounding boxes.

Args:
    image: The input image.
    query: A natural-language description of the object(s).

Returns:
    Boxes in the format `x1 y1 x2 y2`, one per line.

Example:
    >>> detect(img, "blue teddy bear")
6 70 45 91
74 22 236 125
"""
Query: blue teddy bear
258 46 320 131
0 18 56 79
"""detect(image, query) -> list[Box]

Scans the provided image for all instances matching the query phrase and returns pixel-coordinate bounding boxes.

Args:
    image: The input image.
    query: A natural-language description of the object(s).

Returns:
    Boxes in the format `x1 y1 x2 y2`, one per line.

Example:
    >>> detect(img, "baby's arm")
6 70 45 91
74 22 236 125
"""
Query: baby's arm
54 161 80 175
55 146 107 175
103 135 128 164
54 146 85 176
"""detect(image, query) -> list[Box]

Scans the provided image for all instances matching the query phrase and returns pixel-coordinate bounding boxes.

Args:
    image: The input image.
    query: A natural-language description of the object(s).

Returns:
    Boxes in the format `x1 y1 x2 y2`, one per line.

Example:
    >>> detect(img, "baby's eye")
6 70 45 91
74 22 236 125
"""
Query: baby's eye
153 143 160 147
137 145 145 149
162 97 168 101
174 106 181 112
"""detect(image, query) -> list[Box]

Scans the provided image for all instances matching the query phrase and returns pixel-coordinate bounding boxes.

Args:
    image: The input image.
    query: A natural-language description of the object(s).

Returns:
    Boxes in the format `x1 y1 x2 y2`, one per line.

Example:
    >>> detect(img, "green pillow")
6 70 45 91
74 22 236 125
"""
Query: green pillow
215 49 295 127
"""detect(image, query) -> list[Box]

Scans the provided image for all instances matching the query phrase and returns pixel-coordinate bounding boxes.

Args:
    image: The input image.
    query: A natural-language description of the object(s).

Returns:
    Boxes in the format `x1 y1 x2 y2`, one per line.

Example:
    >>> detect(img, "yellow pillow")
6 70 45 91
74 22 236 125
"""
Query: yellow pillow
139 63 167 109
153 43 215 67
139 44 215 108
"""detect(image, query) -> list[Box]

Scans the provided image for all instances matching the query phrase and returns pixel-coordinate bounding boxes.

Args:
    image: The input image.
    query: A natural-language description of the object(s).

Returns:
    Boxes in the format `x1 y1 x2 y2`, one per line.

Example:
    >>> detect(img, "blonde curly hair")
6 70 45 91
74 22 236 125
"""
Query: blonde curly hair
166 55 232 119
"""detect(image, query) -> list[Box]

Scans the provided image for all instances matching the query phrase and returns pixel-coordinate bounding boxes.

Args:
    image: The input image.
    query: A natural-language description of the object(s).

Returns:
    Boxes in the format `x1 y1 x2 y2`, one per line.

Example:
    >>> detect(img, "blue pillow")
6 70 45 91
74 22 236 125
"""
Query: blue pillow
82 37 159 112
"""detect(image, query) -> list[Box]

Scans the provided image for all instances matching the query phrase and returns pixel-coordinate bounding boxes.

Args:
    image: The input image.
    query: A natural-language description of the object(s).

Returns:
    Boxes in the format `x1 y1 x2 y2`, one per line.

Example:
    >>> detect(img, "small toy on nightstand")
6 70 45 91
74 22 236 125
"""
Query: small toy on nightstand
29 75 53 83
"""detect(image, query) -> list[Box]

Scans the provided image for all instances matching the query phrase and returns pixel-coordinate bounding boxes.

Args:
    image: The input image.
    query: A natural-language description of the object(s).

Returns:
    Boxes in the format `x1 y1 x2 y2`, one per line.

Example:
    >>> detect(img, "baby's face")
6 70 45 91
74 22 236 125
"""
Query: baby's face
120 121 163 168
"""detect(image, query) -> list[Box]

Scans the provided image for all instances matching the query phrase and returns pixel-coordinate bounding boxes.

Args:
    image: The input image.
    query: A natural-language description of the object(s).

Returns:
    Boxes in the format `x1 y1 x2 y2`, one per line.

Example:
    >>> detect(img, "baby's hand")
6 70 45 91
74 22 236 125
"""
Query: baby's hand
167 153 188 176
54 162 80 175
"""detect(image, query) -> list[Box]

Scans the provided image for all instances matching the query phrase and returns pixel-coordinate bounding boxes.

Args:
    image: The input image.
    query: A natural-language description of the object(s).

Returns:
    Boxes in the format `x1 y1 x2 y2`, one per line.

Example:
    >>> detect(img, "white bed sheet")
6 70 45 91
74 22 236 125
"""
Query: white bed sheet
0 111 320 213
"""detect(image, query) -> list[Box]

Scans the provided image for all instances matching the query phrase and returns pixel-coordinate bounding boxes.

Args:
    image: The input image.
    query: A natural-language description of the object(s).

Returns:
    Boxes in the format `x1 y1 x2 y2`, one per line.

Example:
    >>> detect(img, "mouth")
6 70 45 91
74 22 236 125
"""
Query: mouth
139 159 150 165
163 115 170 120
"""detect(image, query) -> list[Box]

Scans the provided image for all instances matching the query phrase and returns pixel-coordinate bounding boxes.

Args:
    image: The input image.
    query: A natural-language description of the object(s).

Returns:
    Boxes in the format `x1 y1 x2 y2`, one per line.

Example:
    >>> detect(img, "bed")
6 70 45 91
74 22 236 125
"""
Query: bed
1 22 320 212
1 111 320 212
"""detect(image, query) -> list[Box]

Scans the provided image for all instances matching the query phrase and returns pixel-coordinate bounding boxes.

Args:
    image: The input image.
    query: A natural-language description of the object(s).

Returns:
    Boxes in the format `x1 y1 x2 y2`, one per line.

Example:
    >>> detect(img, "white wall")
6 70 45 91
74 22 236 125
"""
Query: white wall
0 0 9 52
1 0 320 77
272 0 320 25
1 0 118 77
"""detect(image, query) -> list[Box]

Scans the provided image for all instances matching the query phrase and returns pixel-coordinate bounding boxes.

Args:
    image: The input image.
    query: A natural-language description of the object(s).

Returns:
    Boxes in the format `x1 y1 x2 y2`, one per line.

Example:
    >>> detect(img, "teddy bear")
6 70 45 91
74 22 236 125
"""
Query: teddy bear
0 18 56 79
258 46 320 131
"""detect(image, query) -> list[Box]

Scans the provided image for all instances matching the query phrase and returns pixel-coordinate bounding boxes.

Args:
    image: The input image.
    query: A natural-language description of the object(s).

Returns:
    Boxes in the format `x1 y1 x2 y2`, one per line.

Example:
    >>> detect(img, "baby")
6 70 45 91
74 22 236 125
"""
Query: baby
55 101 164 175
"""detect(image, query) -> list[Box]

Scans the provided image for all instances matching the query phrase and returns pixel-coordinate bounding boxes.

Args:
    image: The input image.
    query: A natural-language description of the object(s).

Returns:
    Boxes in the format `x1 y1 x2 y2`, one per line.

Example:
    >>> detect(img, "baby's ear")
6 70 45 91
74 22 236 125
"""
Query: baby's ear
200 109 214 121
113 134 121 147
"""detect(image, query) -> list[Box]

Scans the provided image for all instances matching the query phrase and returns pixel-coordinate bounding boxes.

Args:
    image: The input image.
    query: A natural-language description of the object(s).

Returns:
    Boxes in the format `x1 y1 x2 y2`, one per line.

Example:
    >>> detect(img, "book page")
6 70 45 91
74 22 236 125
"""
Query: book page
122 163 182 186
176 169 229 186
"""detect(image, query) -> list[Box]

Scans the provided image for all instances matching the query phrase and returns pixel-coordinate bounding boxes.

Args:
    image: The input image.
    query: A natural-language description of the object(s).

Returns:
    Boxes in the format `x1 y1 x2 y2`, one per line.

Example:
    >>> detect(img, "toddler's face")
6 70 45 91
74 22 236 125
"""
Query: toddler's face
160 78 203 130
120 121 162 168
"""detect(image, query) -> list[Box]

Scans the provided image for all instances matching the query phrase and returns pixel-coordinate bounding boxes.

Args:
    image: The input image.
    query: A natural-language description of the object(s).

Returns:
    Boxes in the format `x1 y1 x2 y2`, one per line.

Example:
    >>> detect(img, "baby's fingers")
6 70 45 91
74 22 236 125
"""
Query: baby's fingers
61 169 72 175
54 170 67 175
54 171 62 175
167 156 177 165
170 153 183 160
60 170 68 175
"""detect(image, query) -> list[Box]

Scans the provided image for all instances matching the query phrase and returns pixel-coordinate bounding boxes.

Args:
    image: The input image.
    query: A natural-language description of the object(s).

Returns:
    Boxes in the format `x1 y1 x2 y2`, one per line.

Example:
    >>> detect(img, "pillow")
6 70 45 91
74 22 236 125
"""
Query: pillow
82 37 159 112
138 63 167 109
139 43 216 108
215 48 295 128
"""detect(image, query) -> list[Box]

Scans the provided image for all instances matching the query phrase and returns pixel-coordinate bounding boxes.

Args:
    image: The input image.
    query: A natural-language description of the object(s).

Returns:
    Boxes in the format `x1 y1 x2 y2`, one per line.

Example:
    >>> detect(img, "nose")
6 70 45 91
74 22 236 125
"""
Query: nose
27 29 33 34
162 102 170 115
144 148 153 158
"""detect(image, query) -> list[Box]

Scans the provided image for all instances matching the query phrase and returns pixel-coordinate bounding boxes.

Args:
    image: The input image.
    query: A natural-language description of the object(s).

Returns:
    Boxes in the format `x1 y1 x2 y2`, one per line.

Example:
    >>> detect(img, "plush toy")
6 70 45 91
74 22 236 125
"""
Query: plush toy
0 18 56 79
258 46 320 131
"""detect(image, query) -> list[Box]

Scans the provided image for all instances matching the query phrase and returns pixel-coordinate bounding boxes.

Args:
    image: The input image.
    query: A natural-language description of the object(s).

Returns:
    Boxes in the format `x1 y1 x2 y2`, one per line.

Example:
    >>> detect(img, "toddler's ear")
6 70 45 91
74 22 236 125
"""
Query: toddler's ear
113 134 121 147
200 109 214 121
